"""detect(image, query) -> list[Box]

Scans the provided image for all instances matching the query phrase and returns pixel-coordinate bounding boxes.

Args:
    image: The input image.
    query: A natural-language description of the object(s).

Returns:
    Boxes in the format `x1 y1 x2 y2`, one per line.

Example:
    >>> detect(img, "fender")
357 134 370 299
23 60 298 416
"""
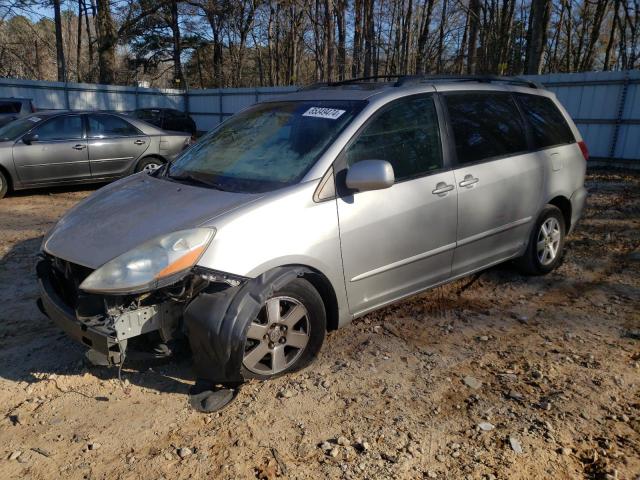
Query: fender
184 266 312 385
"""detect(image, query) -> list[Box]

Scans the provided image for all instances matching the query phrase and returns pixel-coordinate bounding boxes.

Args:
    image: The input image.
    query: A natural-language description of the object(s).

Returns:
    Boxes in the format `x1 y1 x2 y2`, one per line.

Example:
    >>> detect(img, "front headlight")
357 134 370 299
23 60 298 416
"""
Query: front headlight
80 228 215 294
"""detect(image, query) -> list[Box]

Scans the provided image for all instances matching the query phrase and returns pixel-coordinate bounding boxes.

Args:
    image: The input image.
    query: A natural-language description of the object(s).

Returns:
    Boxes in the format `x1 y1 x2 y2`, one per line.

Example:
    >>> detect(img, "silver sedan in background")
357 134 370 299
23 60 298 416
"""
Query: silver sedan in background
0 111 192 198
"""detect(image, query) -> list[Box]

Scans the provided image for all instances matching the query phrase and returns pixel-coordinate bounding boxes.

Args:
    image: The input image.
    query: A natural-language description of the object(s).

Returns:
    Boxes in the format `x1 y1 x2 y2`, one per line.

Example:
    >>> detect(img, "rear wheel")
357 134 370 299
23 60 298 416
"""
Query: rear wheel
516 205 565 275
0 170 8 199
136 157 164 174
241 279 325 380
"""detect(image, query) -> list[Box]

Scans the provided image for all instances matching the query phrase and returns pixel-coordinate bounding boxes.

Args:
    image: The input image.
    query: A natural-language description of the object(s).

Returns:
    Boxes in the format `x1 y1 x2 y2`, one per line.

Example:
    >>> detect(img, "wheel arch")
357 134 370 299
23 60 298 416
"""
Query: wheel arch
285 264 340 332
547 195 572 230
0 163 13 191
244 263 341 332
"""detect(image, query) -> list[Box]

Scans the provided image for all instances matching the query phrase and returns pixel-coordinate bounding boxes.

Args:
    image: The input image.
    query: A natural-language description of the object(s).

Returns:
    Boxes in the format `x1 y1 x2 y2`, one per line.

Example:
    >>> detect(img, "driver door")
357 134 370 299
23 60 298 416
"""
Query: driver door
336 94 458 316
12 114 89 185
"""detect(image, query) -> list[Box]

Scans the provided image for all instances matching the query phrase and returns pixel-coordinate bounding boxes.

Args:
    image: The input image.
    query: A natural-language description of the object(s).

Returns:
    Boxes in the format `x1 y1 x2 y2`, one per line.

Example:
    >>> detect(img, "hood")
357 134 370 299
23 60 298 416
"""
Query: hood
43 173 260 269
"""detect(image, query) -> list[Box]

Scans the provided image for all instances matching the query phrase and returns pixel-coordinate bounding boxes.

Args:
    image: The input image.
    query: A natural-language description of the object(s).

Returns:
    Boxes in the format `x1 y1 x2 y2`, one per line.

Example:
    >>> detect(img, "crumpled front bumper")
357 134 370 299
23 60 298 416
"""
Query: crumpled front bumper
37 259 124 364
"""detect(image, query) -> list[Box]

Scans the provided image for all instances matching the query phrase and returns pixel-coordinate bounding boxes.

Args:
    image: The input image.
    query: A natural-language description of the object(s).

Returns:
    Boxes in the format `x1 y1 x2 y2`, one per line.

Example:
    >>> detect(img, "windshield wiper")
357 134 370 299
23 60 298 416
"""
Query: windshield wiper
167 173 215 188
167 173 233 192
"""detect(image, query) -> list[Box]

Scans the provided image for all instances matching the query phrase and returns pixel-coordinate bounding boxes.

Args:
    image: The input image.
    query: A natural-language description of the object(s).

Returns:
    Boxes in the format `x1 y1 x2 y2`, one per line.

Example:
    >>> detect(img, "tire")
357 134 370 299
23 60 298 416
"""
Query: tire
516 204 566 275
136 157 164 174
0 170 7 199
241 278 326 380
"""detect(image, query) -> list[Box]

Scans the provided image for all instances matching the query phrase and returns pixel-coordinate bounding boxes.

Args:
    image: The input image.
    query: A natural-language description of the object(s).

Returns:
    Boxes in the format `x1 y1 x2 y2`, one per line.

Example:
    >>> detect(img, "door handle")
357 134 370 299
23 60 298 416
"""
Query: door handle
134 139 146 145
459 175 479 187
432 182 454 195
72 144 86 150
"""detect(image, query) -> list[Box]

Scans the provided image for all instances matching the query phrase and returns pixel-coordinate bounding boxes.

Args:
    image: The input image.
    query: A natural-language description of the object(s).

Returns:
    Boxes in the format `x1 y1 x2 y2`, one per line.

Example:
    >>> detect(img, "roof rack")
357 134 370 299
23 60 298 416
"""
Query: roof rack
299 74 542 90
395 74 542 89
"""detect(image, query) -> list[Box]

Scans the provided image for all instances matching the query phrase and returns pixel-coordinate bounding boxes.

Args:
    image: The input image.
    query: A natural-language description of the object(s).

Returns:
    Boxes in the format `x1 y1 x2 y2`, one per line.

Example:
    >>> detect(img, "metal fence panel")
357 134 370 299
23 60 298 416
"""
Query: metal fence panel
0 72 637 166
521 70 640 165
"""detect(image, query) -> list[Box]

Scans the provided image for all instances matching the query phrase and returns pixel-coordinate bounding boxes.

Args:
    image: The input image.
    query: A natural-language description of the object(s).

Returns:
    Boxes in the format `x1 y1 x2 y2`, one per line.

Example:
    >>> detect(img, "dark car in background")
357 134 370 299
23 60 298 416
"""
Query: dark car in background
132 108 197 136
0 98 36 127
0 111 192 198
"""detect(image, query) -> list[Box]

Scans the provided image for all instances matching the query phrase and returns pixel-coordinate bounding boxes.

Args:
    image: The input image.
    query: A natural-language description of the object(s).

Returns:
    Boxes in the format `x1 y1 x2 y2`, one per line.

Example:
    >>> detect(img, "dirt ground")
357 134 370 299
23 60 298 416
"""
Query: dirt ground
0 172 638 480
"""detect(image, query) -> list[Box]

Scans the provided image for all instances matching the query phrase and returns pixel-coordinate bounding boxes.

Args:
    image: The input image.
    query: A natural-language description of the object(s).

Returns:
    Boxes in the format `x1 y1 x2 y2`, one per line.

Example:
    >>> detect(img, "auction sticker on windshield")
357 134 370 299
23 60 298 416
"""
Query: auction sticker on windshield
302 107 346 120
29 117 42 122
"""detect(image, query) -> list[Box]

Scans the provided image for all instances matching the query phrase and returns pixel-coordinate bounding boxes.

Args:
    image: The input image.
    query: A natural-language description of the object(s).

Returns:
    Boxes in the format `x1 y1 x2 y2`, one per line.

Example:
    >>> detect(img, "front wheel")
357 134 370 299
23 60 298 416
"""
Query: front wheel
241 278 326 380
516 205 566 275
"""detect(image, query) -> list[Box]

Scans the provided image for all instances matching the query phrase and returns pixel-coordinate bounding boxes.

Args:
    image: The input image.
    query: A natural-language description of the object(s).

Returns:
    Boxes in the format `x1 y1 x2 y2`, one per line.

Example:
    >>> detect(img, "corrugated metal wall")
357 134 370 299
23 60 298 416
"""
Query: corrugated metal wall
520 70 640 166
0 78 296 132
0 71 637 166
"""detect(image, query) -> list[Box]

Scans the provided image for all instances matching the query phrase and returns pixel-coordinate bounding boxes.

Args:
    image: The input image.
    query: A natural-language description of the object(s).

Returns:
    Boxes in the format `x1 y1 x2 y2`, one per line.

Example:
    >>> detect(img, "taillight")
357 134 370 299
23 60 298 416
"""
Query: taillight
578 140 589 161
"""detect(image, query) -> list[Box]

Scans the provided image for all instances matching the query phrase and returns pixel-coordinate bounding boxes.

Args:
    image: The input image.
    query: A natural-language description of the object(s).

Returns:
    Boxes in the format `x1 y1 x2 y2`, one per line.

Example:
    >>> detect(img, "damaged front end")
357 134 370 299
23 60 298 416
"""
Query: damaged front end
36 254 244 367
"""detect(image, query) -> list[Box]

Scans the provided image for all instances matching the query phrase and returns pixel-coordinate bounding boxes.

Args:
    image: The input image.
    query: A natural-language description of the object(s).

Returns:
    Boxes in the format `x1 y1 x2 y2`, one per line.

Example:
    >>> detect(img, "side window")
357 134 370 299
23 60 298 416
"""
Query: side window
88 114 141 138
345 96 443 181
33 115 83 141
515 94 575 149
445 93 527 164
0 101 21 114
166 110 184 120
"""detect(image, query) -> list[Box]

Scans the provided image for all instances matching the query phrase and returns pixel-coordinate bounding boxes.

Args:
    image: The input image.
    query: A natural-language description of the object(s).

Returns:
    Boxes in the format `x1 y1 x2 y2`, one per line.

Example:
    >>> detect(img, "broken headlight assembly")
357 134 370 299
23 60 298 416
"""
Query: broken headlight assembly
80 228 215 294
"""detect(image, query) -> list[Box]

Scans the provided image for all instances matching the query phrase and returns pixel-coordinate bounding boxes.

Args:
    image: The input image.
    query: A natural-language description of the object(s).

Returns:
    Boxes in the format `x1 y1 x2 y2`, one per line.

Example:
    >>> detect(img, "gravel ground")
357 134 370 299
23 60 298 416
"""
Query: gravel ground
0 172 638 480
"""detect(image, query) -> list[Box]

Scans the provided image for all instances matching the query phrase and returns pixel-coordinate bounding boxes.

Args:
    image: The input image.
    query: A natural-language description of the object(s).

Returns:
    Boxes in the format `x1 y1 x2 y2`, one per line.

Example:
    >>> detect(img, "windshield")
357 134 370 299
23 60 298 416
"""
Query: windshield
0 116 41 141
165 100 364 193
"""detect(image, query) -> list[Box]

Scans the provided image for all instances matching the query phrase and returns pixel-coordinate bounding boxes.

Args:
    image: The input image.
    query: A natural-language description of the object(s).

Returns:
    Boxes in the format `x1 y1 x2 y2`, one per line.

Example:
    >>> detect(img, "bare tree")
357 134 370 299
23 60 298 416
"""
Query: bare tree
52 0 66 81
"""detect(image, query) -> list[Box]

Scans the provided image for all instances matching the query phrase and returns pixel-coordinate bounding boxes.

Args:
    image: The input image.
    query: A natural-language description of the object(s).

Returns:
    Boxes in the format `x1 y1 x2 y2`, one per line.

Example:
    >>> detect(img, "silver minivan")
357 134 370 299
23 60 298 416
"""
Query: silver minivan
38 76 588 405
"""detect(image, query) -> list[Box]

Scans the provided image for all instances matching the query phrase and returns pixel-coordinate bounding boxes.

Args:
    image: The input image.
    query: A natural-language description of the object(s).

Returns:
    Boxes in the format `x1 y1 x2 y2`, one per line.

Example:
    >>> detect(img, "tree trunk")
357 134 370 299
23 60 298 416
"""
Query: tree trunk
401 0 413 74
324 0 334 81
53 0 66 82
467 0 481 74
416 0 435 74
363 0 374 76
336 0 346 80
580 0 611 70
82 0 95 82
76 0 83 82
604 0 621 70
437 0 449 73
352 0 363 77
524 0 551 74
96 0 116 84
169 0 184 87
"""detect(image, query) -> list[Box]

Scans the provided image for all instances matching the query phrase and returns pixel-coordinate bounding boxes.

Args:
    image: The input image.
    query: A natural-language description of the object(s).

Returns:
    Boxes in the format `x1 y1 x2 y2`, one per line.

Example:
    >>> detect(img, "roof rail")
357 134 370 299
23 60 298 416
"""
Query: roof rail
297 76 403 91
299 74 542 90
395 74 542 89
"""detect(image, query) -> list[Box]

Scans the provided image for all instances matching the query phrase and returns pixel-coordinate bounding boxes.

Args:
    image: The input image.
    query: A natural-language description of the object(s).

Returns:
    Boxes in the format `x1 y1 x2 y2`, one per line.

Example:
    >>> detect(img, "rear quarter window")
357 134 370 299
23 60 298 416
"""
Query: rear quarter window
515 94 575 149
0 101 21 114
444 92 528 164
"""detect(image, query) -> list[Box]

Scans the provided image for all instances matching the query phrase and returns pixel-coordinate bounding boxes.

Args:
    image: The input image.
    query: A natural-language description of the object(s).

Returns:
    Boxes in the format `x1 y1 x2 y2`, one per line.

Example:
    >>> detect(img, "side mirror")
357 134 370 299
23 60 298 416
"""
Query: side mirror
22 133 38 145
345 160 395 192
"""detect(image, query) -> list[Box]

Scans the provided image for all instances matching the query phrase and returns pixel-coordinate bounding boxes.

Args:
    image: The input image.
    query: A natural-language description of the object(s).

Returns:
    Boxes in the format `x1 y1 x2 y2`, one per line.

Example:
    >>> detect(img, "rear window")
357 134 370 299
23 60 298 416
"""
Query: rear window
0 101 21 114
515 94 575 149
133 109 162 123
445 93 528 164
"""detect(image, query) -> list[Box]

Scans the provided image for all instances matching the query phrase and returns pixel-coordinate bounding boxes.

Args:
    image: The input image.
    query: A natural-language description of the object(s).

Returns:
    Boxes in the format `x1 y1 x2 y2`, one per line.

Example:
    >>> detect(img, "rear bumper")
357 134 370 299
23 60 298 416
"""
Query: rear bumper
37 260 123 364
569 186 588 233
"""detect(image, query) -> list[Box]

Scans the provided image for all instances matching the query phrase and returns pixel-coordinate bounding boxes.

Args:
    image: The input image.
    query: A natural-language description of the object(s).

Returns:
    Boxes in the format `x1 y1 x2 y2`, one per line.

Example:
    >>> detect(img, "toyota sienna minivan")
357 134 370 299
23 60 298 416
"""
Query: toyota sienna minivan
38 76 588 396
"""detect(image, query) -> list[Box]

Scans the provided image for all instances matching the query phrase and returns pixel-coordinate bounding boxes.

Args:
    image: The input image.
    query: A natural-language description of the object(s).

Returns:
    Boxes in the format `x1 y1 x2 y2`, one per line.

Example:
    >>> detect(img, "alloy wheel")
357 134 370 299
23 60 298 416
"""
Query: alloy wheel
142 162 161 174
536 217 561 266
243 296 311 375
